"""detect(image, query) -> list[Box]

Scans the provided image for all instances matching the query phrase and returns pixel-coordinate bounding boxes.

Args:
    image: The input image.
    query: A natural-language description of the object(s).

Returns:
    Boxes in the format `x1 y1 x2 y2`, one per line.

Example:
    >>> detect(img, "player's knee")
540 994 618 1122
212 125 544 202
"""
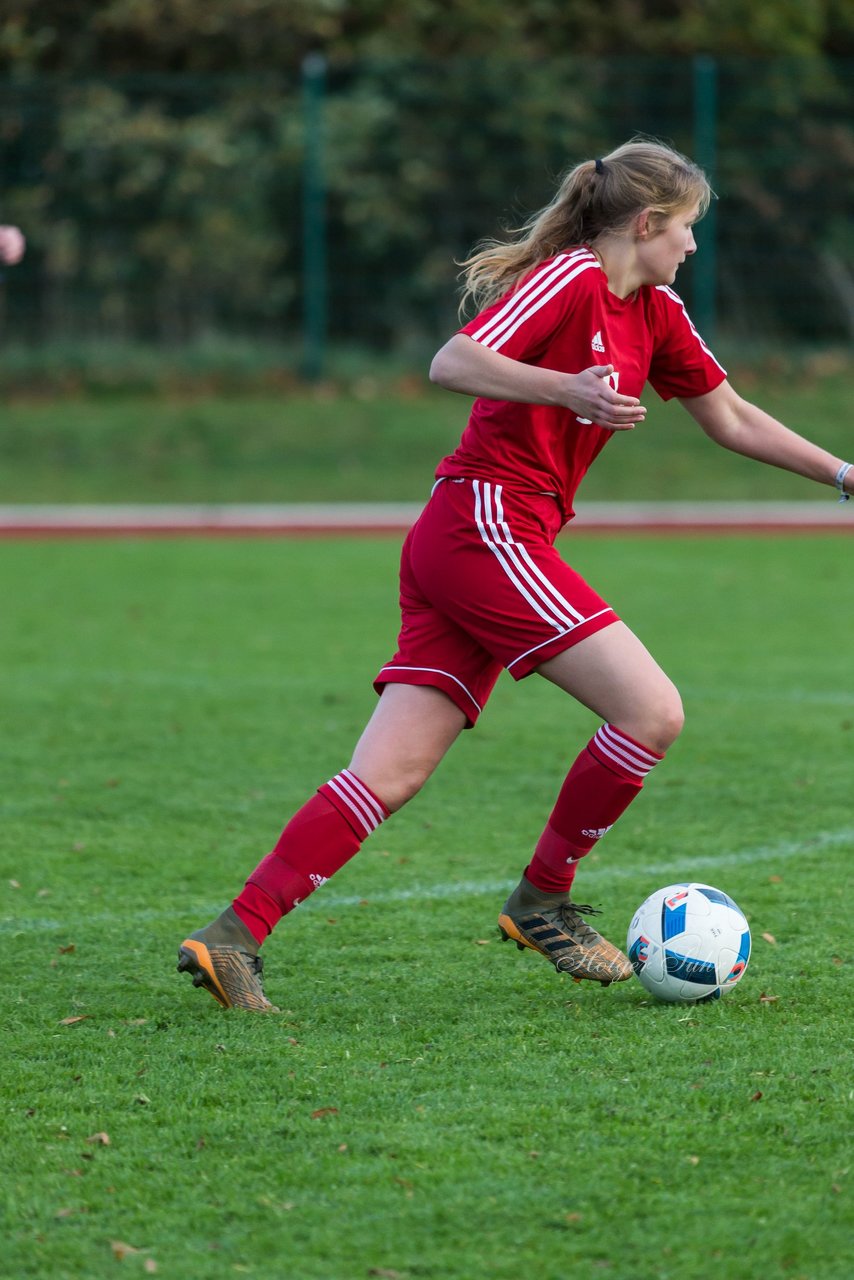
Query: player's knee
369 760 434 814
648 690 685 753
617 688 684 755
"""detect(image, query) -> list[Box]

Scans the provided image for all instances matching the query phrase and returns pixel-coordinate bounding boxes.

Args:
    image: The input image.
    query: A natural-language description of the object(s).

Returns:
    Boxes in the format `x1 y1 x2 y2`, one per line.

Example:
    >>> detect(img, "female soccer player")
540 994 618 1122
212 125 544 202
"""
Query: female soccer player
178 139 852 1011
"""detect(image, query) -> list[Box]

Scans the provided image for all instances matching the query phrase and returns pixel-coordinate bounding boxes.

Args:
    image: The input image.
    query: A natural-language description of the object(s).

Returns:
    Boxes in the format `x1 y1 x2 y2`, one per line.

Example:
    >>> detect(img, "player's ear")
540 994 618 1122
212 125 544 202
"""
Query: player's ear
635 208 653 239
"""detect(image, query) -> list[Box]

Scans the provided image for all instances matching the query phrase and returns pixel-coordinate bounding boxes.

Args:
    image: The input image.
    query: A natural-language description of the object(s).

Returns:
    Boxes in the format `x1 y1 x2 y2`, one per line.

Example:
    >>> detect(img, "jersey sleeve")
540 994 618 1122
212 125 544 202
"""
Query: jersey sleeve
647 286 727 400
458 250 601 362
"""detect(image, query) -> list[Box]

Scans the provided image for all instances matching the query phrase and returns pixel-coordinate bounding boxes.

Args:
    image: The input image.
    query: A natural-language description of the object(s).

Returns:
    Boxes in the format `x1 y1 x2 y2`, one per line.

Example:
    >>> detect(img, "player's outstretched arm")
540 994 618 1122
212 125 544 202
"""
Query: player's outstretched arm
429 333 646 430
679 379 853 498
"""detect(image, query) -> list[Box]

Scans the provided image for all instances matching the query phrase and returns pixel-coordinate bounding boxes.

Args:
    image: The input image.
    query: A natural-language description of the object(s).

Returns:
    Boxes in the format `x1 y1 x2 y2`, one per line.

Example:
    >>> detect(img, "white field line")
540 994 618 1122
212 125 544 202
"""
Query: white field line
0 501 852 534
319 825 854 908
4 827 852 934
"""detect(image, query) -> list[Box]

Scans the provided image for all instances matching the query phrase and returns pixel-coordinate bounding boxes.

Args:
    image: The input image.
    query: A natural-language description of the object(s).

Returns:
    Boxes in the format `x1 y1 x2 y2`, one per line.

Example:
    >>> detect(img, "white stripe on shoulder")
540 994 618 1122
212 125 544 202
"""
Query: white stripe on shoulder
470 249 594 345
655 284 726 373
472 250 598 351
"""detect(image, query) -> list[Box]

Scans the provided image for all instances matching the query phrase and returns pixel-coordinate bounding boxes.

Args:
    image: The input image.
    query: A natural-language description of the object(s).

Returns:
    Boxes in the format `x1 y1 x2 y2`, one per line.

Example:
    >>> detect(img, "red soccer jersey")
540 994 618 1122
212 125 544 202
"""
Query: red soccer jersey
435 247 727 522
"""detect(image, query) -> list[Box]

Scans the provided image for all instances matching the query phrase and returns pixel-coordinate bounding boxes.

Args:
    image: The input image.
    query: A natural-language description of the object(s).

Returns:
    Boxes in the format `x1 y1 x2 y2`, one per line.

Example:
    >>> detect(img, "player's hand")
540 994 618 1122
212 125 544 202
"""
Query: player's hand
0 226 26 266
563 364 646 430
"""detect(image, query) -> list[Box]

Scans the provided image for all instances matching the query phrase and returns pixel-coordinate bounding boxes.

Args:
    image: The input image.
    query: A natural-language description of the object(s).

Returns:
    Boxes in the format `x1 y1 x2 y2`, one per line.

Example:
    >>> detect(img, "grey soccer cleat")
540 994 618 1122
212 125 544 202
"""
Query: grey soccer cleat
498 874 632 986
177 906 279 1012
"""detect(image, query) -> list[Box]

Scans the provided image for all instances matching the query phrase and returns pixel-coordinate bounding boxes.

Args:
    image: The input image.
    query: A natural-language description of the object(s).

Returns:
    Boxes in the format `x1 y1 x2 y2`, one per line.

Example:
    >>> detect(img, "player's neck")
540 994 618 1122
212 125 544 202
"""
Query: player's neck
591 236 644 300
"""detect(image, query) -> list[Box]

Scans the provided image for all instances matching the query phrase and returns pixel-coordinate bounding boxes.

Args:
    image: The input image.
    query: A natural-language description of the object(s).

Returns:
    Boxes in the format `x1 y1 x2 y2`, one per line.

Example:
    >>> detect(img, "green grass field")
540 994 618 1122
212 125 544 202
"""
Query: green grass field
2 532 852 1280
1 354 851 504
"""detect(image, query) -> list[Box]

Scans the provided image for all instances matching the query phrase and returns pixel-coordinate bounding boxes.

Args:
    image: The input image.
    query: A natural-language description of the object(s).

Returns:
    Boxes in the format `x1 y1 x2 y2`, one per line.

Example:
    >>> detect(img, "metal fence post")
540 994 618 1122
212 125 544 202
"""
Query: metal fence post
302 53 327 380
693 54 718 344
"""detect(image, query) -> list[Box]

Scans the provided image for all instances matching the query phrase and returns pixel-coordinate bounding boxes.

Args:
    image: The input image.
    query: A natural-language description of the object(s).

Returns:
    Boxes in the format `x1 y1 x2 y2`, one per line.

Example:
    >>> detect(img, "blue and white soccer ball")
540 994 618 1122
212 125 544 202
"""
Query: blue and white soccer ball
627 883 751 1003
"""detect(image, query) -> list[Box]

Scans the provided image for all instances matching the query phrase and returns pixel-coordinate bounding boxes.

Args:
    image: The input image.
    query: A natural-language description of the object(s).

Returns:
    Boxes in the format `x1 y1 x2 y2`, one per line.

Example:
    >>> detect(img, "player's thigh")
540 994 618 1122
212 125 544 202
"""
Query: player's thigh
537 621 684 752
409 479 618 676
375 499 506 728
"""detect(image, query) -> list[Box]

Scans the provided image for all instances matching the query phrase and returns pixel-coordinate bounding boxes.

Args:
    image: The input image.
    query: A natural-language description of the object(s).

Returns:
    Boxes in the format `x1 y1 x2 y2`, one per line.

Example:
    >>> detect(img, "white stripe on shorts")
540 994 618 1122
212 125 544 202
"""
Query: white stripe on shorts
472 480 586 633
326 769 385 838
506 609 615 671
375 664 483 718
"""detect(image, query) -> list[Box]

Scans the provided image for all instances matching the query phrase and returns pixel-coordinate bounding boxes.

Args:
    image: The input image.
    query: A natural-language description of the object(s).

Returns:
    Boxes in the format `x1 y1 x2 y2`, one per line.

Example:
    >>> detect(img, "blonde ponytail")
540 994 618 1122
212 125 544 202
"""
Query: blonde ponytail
458 138 712 314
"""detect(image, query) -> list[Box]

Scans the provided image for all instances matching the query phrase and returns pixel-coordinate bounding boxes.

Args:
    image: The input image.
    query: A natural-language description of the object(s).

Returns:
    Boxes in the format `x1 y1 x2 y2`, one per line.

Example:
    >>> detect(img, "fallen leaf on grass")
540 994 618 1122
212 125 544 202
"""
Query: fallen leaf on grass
144 1261 158 1274
110 1241 141 1260
310 1107 339 1120
761 932 777 945
85 1132 110 1146
58 944 76 954
758 992 779 1004
368 1270 405 1279
58 1016 90 1026
134 1094 151 1106
9 879 21 889
751 1091 764 1101
686 1155 700 1166
474 939 492 945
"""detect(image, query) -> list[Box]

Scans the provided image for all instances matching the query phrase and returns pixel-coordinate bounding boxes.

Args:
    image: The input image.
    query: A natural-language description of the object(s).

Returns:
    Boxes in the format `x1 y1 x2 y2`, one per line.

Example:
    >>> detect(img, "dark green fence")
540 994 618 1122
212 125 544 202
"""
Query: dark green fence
1 57 852 372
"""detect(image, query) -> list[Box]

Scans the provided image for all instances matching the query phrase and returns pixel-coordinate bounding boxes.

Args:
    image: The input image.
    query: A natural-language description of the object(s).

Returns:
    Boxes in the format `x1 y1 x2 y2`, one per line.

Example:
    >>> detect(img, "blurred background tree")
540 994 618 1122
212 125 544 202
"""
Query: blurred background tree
0 1 852 367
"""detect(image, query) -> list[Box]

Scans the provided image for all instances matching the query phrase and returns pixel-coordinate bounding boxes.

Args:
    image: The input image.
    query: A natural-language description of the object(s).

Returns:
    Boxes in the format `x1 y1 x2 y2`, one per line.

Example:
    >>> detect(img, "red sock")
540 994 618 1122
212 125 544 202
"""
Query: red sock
232 769 390 944
526 723 664 894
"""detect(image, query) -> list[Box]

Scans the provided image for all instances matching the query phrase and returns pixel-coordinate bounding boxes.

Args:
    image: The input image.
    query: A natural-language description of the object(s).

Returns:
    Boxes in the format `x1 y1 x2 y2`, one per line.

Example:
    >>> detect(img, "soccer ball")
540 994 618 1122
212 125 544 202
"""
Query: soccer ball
626 882 751 1003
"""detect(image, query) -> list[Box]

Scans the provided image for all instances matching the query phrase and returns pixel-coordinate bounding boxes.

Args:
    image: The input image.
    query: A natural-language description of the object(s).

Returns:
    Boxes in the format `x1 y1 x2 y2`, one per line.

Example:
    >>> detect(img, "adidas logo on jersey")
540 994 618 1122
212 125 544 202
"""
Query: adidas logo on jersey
591 331 606 353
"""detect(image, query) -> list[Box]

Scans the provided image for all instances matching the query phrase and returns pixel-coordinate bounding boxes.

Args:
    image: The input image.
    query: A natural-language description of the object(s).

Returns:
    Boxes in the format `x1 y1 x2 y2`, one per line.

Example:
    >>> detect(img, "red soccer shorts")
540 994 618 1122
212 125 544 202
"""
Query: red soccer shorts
374 477 618 726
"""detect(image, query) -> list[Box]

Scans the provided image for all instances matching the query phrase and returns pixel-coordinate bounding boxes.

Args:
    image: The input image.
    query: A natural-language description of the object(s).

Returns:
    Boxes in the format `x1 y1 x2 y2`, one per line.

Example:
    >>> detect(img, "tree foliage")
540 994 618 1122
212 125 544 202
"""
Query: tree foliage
1 4 852 351
2 0 853 70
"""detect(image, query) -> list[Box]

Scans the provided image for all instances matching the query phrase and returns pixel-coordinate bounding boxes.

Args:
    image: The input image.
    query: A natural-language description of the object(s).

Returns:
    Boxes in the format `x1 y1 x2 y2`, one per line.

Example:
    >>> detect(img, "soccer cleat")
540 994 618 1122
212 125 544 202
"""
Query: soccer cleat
498 874 632 986
177 907 279 1012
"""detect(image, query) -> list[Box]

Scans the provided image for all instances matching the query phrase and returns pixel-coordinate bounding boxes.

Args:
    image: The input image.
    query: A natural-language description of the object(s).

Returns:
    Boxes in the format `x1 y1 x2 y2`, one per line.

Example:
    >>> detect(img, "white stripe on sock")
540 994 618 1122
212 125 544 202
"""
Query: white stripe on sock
326 773 380 838
594 724 660 779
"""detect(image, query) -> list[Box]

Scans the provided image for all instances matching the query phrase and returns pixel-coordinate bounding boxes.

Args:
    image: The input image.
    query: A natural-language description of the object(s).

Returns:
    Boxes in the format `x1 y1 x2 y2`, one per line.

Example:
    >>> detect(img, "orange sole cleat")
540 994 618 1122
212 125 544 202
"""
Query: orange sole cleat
177 937 278 1012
